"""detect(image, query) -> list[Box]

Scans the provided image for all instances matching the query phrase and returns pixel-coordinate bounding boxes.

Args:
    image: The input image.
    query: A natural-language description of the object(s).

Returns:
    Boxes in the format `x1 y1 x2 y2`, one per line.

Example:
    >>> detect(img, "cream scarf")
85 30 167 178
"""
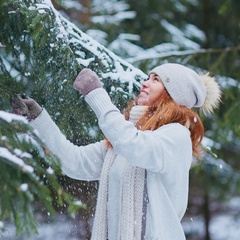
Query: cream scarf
91 105 148 240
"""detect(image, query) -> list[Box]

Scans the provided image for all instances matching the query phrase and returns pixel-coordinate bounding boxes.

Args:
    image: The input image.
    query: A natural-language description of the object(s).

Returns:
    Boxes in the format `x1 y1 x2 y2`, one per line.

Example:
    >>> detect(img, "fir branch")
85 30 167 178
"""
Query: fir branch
126 45 240 64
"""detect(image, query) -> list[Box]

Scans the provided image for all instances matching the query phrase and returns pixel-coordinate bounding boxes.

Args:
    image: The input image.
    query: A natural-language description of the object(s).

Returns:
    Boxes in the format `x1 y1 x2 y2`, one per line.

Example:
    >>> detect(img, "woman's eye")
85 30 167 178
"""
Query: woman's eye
153 78 159 82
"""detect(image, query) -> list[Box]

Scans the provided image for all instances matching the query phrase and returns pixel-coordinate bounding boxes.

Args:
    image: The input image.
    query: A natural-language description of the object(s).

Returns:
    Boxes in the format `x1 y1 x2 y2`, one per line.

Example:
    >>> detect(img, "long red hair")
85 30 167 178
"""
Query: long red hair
107 90 204 157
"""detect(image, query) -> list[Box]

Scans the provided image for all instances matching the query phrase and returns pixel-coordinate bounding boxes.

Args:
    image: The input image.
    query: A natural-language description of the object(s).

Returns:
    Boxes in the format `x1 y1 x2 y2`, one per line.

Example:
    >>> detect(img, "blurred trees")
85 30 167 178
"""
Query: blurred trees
1 0 240 239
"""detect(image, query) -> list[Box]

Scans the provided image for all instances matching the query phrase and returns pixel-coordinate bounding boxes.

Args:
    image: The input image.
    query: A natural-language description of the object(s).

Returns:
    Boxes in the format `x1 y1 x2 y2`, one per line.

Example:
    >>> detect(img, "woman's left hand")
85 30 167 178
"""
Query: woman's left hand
73 68 102 96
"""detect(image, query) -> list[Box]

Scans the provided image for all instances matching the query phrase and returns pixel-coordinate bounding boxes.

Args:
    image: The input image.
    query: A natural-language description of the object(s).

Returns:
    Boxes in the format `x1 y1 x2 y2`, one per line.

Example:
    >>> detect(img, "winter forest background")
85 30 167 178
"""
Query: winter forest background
0 0 240 239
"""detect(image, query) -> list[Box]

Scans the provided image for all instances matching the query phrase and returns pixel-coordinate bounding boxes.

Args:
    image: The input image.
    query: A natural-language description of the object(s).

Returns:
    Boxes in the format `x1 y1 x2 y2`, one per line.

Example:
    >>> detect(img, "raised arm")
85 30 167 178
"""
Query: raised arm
11 94 107 181
73 69 192 173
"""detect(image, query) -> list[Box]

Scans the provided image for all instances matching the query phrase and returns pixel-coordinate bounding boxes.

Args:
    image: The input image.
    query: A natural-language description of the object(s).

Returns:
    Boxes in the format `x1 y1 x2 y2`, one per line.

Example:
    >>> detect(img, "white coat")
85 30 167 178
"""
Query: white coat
31 88 192 239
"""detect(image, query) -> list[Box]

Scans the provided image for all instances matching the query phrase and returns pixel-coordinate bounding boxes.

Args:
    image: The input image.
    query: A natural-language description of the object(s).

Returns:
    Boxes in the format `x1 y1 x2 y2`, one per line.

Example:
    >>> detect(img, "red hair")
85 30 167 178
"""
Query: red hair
107 90 205 157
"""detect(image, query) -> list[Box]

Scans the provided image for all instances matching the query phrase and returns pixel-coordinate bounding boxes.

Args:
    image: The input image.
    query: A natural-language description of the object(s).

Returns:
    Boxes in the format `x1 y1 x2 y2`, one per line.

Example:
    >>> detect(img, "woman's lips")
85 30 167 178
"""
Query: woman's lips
140 90 148 95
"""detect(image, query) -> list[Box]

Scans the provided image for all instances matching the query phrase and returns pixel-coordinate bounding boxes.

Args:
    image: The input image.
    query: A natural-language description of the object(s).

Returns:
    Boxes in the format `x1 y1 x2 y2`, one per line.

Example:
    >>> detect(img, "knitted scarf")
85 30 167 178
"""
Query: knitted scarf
91 106 148 240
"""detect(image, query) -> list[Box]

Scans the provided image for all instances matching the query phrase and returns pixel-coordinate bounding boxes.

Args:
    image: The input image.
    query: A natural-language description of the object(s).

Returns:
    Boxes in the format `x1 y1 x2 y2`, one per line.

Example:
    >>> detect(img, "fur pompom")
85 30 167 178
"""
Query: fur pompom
200 73 222 115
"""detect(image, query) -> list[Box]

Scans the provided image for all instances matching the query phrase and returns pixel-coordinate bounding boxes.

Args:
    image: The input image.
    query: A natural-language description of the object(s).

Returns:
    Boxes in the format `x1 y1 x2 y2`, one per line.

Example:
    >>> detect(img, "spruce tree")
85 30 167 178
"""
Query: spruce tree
0 0 145 236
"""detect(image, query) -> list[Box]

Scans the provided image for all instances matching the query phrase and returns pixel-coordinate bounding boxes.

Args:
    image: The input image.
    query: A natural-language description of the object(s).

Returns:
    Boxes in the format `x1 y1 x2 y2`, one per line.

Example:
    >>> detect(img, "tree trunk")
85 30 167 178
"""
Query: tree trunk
203 187 211 240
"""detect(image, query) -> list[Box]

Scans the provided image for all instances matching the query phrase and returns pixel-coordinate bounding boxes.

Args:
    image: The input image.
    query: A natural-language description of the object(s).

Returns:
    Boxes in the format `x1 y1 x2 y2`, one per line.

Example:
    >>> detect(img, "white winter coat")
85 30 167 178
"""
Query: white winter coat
30 88 192 239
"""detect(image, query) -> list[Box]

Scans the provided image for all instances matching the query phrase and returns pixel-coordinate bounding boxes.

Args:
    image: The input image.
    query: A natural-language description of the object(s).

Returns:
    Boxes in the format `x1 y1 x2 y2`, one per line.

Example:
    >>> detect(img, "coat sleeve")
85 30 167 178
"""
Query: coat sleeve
85 88 192 173
30 109 107 181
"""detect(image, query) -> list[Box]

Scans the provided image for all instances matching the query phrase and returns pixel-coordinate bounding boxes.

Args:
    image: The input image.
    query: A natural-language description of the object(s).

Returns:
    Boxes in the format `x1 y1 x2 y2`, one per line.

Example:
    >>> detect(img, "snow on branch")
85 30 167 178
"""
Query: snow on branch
0 147 34 173
0 110 28 123
126 45 240 65
40 0 146 94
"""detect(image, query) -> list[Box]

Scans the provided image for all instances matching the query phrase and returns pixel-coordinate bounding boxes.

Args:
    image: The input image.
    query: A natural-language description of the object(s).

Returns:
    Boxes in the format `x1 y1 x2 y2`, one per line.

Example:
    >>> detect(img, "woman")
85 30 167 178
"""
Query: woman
12 63 221 239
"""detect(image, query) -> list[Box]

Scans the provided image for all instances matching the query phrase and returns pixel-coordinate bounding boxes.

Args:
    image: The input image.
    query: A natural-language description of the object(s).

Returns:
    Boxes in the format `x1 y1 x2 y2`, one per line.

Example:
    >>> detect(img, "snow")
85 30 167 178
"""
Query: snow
218 75 239 88
152 43 180 52
86 29 108 46
0 221 4 229
28 6 36 10
1 136 7 141
20 183 29 191
108 33 143 58
118 33 140 41
0 110 28 123
38 0 146 96
184 24 206 42
182 196 240 240
210 215 240 240
161 20 201 49
76 57 95 67
87 126 99 138
202 136 216 148
127 48 204 64
2 214 91 240
109 38 144 58
42 0 69 41
61 0 83 10
14 148 32 159
0 147 34 173
38 9 46 14
2 200 240 240
68 22 146 87
188 215 240 239
92 11 136 25
174 1 187 13
46 167 54 174
35 3 50 11
92 0 130 14
73 200 83 206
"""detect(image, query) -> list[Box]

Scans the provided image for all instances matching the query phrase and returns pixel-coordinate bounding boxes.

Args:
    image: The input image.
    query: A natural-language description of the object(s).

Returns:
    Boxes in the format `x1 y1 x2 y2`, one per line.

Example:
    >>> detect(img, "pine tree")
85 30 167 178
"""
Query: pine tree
0 0 146 236
0 110 85 236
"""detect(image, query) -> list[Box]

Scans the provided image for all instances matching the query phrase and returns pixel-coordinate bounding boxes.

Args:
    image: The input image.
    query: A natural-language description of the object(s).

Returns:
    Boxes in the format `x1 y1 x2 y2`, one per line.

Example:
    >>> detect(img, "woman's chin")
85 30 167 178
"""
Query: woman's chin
137 99 148 106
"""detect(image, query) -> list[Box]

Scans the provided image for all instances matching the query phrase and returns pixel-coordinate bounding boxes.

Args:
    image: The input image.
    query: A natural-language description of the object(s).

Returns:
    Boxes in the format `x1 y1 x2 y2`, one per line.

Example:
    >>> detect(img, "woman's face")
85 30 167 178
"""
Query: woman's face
138 73 165 106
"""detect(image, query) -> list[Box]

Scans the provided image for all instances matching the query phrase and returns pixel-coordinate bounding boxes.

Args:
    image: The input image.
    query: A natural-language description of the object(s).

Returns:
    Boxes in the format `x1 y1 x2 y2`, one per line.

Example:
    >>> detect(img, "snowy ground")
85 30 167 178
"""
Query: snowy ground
182 197 240 240
2 198 240 240
1 214 85 240
183 214 240 240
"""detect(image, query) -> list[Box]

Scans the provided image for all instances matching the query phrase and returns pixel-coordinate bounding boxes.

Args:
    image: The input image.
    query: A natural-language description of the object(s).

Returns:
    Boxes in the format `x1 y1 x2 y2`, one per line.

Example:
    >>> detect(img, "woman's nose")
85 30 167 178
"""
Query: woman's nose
142 79 150 88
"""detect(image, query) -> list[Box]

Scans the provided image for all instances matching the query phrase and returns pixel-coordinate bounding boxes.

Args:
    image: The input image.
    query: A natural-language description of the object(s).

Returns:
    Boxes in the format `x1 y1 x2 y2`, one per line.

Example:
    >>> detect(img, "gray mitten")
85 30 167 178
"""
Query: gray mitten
11 94 29 116
73 68 102 96
11 94 42 121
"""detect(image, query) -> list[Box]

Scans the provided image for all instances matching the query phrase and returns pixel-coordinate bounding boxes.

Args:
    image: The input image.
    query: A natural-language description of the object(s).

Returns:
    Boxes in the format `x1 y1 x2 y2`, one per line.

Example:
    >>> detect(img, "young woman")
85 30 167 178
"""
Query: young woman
12 63 221 239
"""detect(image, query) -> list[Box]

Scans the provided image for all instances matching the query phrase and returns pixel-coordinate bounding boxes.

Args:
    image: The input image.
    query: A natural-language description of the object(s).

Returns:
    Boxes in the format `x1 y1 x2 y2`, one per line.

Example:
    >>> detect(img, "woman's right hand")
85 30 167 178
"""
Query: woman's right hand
73 68 102 96
11 94 43 121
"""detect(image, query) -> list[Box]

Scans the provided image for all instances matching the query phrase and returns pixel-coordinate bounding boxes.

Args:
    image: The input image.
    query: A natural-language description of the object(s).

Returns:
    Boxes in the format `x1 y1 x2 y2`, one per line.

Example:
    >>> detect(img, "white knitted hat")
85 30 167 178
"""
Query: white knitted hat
150 63 222 114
